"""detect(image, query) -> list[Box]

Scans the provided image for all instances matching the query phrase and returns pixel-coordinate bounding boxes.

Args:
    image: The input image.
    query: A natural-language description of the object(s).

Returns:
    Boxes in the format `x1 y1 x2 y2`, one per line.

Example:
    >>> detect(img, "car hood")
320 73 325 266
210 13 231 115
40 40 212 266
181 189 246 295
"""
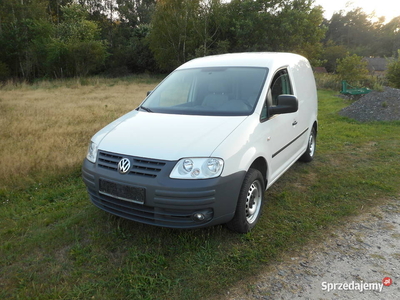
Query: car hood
94 111 247 161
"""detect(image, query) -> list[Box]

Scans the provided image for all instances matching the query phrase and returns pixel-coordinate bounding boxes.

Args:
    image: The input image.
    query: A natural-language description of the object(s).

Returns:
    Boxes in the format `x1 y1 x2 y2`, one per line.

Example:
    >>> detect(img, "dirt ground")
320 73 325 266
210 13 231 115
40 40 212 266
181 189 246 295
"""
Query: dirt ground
220 197 400 300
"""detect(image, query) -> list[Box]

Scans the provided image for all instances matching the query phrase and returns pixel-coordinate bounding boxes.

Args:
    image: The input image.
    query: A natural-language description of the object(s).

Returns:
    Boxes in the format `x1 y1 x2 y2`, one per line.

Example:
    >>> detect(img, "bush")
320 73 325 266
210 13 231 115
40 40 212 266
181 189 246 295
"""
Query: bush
336 54 369 82
386 51 400 88
314 72 384 92
314 73 341 91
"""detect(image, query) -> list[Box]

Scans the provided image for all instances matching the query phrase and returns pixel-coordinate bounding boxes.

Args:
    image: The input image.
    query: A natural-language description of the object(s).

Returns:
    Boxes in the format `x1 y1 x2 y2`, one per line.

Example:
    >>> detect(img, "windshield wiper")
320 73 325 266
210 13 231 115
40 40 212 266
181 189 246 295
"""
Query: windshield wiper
139 106 153 113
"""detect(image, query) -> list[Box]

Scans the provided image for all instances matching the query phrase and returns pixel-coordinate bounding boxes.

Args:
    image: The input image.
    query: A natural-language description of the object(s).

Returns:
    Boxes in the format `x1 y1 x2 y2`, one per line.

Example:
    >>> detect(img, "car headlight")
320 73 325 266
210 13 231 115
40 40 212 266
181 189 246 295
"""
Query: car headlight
86 141 98 163
170 158 224 179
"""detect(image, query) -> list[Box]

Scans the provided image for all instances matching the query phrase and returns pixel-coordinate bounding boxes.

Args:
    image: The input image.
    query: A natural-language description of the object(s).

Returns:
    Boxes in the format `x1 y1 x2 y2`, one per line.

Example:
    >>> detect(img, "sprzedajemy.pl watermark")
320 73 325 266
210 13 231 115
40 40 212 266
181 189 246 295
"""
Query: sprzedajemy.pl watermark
321 277 393 293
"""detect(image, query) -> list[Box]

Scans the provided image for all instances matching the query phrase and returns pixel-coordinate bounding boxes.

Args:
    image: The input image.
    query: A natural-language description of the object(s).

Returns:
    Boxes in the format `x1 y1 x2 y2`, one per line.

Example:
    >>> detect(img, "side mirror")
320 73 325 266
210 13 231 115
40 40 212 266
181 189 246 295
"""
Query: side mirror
269 95 298 117
147 90 152 96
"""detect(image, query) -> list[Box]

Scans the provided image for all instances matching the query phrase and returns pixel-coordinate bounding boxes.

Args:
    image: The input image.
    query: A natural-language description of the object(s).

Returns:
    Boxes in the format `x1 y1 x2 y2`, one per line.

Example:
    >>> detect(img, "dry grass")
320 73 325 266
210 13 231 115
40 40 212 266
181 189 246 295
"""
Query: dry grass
0 79 159 188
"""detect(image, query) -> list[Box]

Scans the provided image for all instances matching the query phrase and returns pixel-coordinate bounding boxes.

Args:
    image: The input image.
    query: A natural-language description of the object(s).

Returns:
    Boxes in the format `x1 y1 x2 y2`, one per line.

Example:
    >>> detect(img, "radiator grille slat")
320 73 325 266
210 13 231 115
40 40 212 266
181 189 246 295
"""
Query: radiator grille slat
97 151 166 178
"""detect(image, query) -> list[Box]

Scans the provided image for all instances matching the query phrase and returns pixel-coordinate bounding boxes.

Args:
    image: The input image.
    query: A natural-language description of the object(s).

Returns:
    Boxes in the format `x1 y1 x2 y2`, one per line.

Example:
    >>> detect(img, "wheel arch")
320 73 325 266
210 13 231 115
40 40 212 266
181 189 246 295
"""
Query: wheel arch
249 157 268 188
312 120 318 137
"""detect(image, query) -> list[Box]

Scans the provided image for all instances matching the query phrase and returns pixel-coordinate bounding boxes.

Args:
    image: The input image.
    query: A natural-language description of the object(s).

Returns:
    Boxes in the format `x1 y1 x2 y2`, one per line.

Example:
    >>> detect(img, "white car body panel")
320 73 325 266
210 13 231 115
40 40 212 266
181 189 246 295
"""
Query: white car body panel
83 52 318 230
93 111 247 161
94 52 318 184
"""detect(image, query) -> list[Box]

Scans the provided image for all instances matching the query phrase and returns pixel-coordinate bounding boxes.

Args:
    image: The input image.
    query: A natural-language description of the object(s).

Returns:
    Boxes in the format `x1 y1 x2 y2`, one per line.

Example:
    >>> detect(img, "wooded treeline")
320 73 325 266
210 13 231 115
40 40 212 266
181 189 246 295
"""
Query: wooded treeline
1 0 399 81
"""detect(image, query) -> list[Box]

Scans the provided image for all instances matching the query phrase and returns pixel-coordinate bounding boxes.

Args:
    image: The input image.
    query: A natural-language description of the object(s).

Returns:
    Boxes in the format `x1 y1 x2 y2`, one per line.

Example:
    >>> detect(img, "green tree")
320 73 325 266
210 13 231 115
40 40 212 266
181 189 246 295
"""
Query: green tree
106 0 157 73
47 0 73 24
322 40 348 72
192 0 226 57
221 0 326 62
47 4 107 77
28 19 55 77
324 8 388 57
116 0 155 24
272 0 325 63
336 54 369 82
148 0 202 71
149 0 326 71
221 0 271 52
115 24 158 73
0 0 50 79
374 17 400 57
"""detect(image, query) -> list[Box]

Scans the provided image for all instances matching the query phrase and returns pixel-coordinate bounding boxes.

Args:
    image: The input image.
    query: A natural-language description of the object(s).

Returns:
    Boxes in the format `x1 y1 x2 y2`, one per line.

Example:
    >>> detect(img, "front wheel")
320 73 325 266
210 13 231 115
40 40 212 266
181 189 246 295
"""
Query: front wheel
226 169 265 233
299 127 316 162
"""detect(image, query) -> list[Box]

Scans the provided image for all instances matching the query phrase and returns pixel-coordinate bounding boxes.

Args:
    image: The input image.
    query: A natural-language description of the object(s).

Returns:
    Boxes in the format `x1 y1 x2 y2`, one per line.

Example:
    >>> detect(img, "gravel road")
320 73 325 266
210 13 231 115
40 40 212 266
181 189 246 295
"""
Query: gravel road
222 198 400 300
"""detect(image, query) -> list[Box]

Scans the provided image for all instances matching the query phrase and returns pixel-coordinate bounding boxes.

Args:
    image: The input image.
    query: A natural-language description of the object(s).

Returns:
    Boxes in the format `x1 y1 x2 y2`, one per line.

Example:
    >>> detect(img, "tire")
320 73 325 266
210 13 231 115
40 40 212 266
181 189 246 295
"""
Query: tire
299 127 316 162
226 168 265 233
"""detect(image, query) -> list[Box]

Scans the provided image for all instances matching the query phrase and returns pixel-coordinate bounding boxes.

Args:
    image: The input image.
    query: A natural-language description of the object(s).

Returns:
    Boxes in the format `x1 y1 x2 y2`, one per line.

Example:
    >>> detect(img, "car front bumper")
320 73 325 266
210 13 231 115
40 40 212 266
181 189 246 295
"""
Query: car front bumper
82 151 245 229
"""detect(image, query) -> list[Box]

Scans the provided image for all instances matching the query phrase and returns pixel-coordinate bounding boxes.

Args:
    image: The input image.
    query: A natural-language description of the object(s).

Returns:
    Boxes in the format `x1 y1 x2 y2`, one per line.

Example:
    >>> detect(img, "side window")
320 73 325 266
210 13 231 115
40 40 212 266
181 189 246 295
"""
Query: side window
261 68 293 121
270 69 293 105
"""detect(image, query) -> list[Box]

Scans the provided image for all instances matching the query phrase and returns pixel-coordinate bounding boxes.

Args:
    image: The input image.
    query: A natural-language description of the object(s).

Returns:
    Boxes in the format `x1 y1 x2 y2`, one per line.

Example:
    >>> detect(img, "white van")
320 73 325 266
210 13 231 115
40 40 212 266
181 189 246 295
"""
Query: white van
82 52 318 233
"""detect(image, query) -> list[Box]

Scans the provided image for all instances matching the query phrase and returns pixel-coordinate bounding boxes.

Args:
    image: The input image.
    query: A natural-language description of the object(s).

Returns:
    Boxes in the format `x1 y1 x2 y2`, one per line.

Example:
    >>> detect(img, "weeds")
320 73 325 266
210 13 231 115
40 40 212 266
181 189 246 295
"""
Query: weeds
314 73 341 91
0 75 164 91
314 73 385 92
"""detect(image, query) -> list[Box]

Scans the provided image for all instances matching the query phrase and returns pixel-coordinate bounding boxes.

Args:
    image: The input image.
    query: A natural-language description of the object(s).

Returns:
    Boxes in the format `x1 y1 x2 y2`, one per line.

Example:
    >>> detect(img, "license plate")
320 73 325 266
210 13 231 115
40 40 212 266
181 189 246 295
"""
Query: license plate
99 179 145 204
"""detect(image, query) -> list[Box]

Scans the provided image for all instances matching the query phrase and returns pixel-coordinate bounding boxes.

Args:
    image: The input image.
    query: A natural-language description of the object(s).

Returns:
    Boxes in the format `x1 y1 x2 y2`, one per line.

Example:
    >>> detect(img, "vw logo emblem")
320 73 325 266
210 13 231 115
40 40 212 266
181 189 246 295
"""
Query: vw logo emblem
118 158 131 174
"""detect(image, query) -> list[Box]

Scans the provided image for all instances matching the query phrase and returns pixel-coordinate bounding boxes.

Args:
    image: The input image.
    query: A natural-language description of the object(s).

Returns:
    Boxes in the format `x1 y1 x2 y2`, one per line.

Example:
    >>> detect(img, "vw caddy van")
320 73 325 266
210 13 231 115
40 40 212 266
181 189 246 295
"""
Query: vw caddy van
82 52 318 233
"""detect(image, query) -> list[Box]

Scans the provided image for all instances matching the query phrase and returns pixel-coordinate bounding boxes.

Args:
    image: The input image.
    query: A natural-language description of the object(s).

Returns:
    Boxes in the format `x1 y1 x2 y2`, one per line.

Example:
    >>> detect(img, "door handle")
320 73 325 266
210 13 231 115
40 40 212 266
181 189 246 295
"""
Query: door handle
292 120 298 126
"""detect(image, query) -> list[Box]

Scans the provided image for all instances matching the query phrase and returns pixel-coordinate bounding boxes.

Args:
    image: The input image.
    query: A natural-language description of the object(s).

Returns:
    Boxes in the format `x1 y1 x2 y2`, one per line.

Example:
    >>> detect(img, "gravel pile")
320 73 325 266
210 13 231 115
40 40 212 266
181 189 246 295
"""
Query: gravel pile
339 87 400 122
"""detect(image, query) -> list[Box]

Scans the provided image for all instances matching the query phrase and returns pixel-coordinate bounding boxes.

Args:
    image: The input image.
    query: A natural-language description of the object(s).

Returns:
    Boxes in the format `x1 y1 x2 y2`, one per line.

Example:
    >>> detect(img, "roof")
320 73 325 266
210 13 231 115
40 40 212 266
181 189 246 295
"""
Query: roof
177 52 309 71
313 67 328 73
363 57 388 72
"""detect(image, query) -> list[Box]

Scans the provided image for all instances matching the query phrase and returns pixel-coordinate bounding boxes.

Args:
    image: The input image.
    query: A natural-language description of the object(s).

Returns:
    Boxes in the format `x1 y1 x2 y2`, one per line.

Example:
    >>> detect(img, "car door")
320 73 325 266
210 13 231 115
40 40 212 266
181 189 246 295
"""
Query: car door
259 68 302 184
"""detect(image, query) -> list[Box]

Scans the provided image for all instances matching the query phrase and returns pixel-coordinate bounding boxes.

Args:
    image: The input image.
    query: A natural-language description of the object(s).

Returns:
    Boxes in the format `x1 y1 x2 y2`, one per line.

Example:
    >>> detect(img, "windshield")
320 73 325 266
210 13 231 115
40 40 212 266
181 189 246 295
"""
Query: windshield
141 67 268 116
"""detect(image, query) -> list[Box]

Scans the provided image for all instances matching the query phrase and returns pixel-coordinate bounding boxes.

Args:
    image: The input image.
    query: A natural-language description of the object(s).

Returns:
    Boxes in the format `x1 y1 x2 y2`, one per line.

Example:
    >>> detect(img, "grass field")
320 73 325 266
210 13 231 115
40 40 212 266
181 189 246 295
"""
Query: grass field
1 78 399 299
0 76 161 189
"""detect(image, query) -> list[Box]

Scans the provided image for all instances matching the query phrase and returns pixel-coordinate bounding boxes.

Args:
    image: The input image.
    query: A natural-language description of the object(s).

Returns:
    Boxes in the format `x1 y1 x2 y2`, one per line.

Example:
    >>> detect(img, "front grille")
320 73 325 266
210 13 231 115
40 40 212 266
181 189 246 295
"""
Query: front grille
98 152 122 171
130 158 165 178
97 151 166 178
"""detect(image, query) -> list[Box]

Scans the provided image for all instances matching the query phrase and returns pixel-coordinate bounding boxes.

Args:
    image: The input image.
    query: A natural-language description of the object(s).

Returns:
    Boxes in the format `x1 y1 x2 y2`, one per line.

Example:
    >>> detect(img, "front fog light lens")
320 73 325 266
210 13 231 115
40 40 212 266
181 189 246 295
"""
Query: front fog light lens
193 213 205 221
192 209 213 222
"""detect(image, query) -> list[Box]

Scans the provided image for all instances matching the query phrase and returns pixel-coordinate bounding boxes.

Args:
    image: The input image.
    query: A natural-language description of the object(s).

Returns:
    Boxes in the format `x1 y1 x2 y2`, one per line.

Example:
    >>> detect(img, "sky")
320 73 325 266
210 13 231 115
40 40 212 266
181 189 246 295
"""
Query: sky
313 0 399 22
